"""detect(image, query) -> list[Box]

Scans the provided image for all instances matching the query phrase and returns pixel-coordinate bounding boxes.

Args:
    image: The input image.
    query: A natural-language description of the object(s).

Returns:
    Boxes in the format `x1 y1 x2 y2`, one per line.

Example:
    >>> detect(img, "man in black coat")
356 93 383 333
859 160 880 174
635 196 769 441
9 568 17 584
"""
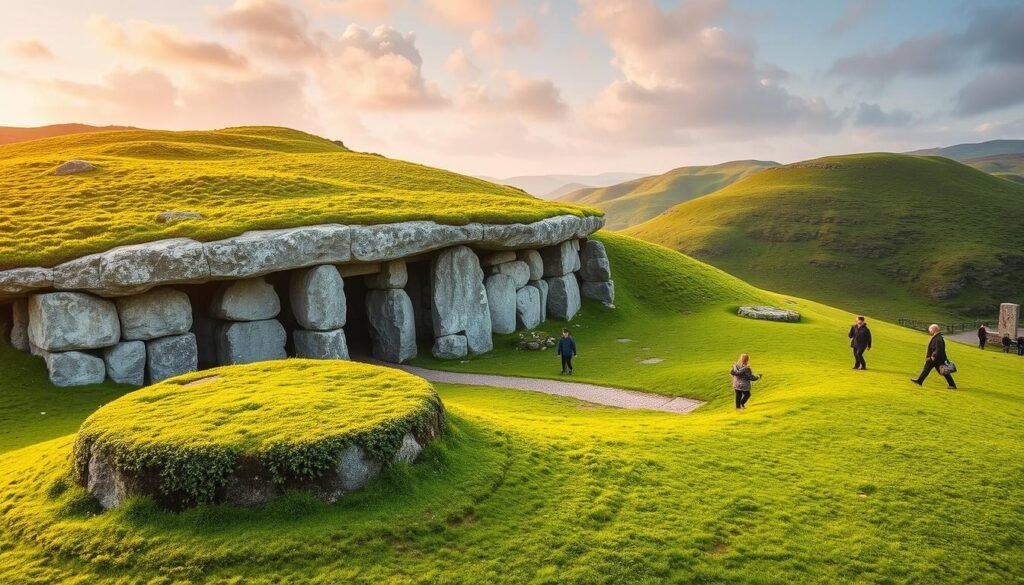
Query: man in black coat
848 316 872 370
911 324 957 389
977 324 988 350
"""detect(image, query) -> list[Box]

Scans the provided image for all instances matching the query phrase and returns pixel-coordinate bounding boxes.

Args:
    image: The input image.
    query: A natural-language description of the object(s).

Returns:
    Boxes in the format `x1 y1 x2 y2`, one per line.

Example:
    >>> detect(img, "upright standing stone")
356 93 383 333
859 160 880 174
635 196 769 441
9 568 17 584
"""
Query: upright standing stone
432 334 468 359
540 241 581 277
517 250 544 281
431 246 492 354
546 274 581 321
210 278 280 321
581 281 615 305
492 261 531 289
42 350 106 387
103 341 146 386
578 240 612 282
516 286 542 330
216 320 287 365
294 329 350 360
289 265 346 331
366 289 417 363
999 303 1021 338
528 280 549 322
364 260 408 289
28 292 121 351
10 299 29 351
115 288 193 341
484 274 517 334
147 333 198 383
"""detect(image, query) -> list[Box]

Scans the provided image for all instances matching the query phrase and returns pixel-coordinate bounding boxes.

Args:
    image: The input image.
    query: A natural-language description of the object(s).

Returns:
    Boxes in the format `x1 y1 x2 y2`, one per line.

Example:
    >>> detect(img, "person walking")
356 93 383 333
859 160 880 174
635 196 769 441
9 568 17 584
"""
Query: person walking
1017 335 1024 357
911 324 957 390
730 353 761 410
1002 334 1013 353
977 324 988 350
556 328 577 375
848 316 872 370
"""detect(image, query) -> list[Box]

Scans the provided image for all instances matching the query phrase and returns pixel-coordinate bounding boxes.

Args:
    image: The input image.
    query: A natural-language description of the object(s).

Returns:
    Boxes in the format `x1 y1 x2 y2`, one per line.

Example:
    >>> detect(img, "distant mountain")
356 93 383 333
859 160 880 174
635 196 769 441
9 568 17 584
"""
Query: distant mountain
908 139 1024 161
0 123 135 145
479 172 650 199
961 153 1024 184
558 160 778 230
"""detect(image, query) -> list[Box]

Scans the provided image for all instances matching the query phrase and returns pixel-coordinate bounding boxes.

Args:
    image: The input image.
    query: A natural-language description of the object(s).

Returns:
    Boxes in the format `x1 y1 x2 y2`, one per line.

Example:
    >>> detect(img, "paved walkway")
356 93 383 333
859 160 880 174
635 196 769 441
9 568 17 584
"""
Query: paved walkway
379 363 704 414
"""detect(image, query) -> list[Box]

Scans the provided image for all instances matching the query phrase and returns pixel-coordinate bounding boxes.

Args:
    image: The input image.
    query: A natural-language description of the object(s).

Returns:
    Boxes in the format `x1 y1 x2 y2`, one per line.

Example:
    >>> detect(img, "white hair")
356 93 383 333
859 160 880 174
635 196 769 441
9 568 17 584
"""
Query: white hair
929 324 940 334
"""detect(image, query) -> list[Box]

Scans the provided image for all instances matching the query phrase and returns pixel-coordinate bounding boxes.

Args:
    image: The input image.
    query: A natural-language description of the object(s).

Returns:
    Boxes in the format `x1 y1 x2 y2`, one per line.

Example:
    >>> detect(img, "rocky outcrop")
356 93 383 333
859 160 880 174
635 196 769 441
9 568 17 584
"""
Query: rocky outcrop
116 288 193 341
737 306 801 323
155 211 204 223
365 289 417 363
54 160 95 175
103 341 147 386
28 293 121 351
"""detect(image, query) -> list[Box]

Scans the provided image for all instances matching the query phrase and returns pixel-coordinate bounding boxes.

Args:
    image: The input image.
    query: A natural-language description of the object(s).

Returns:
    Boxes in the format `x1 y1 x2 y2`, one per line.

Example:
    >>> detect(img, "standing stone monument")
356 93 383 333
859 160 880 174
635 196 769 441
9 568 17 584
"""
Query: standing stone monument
999 303 1020 338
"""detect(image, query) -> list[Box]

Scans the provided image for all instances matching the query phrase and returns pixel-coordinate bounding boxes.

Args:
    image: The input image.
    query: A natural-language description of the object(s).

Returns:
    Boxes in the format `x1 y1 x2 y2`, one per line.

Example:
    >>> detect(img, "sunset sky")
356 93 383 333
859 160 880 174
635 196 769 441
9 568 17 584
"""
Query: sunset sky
1 0 1022 176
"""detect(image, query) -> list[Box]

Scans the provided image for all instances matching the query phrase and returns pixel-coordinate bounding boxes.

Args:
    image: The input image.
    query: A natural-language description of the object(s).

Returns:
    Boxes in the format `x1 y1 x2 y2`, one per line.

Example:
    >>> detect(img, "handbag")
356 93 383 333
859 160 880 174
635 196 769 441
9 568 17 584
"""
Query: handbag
939 361 957 375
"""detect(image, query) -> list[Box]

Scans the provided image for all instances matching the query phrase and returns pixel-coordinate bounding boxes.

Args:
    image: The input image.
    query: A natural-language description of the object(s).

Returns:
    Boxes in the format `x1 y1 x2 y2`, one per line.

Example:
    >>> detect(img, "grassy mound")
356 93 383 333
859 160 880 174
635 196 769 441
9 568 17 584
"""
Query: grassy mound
558 160 777 230
625 153 1024 320
73 360 442 504
0 126 597 270
963 154 1024 184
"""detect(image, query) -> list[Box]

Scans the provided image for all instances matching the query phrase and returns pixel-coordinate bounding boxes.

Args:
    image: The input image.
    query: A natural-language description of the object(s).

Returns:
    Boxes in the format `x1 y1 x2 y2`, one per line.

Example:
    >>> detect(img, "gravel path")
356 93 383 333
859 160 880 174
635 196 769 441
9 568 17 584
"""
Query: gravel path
379 363 704 414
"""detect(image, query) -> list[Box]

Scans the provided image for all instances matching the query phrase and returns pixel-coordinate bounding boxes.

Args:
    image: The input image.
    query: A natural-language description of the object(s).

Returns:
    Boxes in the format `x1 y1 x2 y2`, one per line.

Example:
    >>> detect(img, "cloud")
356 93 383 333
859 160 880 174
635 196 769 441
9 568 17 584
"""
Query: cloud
37 67 179 127
852 102 915 127
471 18 539 61
954 67 1024 117
427 0 496 29
6 39 55 60
88 15 249 72
578 0 841 144
182 73 312 128
973 119 1024 136
961 5 1024 66
455 71 567 121
828 32 958 83
830 0 883 35
446 48 480 78
213 0 323 59
306 0 394 20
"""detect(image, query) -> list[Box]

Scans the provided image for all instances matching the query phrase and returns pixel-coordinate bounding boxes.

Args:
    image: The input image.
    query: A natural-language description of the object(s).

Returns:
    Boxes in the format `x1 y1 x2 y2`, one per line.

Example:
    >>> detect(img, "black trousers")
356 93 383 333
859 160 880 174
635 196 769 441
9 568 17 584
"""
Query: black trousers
735 390 751 408
852 347 867 369
560 355 573 372
916 359 956 387
979 338 986 349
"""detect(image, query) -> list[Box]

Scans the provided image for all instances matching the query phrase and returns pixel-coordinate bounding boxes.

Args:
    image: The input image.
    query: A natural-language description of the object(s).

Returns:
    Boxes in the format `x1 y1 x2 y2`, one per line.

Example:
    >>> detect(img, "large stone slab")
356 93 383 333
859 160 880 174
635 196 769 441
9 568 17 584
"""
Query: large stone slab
581 280 615 305
289 265 346 331
999 303 1020 338
103 341 146 386
147 333 198 383
352 222 483 262
99 238 209 294
216 320 287 365
737 306 801 323
294 329 350 360
42 350 106 387
0 267 52 296
517 250 544 281
116 288 193 341
28 292 120 351
10 299 29 351
528 279 548 322
516 286 542 330
541 241 581 277
431 246 492 354
492 261 531 289
579 240 612 282
364 260 408 289
480 215 586 250
485 274 517 335
204 225 351 278
210 278 281 321
55 160 95 175
545 275 581 321
366 289 417 363
432 333 468 359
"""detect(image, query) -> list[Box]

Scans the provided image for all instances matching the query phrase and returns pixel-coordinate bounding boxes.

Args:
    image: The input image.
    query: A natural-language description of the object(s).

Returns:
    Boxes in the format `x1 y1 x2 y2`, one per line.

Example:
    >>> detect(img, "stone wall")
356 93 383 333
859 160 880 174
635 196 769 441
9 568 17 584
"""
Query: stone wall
4 216 613 387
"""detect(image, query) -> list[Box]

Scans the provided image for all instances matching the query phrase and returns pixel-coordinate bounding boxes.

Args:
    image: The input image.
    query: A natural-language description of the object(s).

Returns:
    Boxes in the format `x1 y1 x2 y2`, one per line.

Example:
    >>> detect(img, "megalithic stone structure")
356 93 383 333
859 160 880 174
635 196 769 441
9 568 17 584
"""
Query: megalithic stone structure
999 303 1020 338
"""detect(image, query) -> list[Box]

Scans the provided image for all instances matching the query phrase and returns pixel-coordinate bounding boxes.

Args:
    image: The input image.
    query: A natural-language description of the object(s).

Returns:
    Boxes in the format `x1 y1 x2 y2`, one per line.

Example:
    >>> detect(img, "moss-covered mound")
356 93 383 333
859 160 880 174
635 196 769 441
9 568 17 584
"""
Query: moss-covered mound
0 126 599 270
72 359 444 510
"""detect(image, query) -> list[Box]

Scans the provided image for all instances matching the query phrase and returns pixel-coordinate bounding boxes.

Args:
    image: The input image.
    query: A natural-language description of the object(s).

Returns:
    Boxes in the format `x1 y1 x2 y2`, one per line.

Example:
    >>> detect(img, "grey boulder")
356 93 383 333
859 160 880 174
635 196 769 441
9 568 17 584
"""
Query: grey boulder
516 286 542 330
211 277 281 321
581 280 615 305
364 260 408 289
204 225 351 279
103 341 146 386
294 329 350 360
365 289 417 363
0 267 52 295
146 333 198 383
579 240 612 282
480 250 517 267
216 320 287 365
289 265 346 331
42 350 106 387
55 160 95 175
485 274 517 335
116 288 193 340
99 238 209 293
28 292 120 351
492 261 531 289
431 246 492 354
432 334 468 359
517 250 544 281
545 275 581 321
541 241 581 277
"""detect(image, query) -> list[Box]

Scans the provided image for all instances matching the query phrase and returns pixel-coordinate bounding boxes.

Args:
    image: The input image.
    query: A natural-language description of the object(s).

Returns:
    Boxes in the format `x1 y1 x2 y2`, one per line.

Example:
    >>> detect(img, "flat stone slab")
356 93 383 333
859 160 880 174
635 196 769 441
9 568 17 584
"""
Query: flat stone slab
639 358 664 364
737 306 801 323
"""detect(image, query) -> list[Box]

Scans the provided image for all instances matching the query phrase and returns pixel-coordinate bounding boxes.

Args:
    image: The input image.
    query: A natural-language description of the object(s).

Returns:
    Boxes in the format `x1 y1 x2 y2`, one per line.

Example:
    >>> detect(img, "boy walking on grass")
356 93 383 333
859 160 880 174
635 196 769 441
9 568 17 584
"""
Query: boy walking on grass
557 328 577 375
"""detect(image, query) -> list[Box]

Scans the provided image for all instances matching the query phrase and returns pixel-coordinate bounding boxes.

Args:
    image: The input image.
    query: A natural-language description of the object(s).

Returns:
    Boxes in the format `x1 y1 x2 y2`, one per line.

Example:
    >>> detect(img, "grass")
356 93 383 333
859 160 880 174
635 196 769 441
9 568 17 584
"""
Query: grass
963 154 1024 184
2 232 1023 583
625 153 1024 321
0 126 598 270
558 160 777 230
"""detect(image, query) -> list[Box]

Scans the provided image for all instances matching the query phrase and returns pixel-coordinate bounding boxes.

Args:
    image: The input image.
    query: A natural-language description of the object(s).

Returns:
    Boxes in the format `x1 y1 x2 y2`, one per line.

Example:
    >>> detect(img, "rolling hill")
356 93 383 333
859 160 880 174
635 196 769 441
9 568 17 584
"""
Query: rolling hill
479 172 649 199
558 160 778 230
908 139 1024 161
961 153 1024 184
625 153 1024 320
0 123 133 145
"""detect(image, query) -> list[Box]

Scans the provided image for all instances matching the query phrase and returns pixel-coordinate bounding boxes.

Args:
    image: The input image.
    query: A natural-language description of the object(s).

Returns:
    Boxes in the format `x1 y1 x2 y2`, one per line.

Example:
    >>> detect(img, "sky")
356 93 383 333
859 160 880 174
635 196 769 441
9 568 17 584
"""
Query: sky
1 0 1023 177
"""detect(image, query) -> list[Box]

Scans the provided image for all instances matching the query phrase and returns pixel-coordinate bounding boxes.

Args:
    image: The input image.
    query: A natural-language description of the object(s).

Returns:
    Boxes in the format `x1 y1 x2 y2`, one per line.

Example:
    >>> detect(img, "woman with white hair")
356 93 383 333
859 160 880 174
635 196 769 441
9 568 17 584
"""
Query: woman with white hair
911 324 957 390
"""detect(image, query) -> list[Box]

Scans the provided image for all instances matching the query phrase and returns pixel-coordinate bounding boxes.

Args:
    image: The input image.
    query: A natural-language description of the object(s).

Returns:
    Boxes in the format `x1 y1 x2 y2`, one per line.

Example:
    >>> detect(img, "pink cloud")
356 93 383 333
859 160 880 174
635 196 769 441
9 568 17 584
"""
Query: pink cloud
456 71 566 121
307 0 395 20
213 0 324 59
6 39 55 60
445 48 480 78
37 67 179 127
471 17 539 61
88 15 249 72
427 0 497 29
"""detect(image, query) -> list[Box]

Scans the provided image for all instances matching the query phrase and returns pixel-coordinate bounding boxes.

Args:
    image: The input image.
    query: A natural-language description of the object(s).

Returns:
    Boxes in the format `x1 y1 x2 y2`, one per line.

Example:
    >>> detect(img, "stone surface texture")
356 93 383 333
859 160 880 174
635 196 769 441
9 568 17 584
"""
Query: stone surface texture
10 299 29 351
289 265 346 331
365 289 418 363
293 329 350 360
545 275 582 321
737 306 801 323
431 246 493 354
528 279 549 322
146 333 199 383
210 278 281 321
42 350 106 387
55 160 95 175
541 240 581 277
216 320 287 365
581 281 615 305
485 273 517 335
492 261 531 289
517 250 544 280
516 286 542 330
364 260 408 289
999 303 1020 338
28 292 120 351
116 288 193 341
579 240 612 282
432 333 468 359
103 341 146 386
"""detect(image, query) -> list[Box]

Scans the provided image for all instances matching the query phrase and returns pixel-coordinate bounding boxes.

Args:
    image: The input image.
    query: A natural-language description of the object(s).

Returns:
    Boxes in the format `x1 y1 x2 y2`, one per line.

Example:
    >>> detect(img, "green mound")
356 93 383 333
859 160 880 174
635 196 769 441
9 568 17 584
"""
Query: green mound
73 360 442 504
626 153 1024 320
559 160 777 230
963 153 1024 184
0 126 598 270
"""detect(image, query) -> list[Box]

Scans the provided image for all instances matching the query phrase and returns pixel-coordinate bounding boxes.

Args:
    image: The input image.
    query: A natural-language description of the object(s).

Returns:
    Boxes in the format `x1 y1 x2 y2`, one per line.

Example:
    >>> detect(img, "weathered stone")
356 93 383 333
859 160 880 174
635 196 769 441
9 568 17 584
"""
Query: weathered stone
86 444 128 510
517 250 544 281
55 160 95 175
10 299 28 351
431 246 492 354
334 445 383 493
432 334 468 359
103 341 146 386
210 278 280 321
479 215 583 250
352 222 483 262
364 260 408 289
480 251 517 267
999 303 1020 338
737 306 801 323
52 254 102 290
516 286 542 330
42 350 106 387
216 320 287 365
366 289 417 363
115 288 192 341
0 267 52 295
545 275 581 321
155 211 204 223
581 280 615 305
541 241 581 277
147 333 198 383
28 292 120 351
528 279 548 322
99 238 209 293
204 225 351 279
393 433 423 463
294 329 350 360
492 261 531 289
289 265 346 331
485 274 517 334
579 240 612 281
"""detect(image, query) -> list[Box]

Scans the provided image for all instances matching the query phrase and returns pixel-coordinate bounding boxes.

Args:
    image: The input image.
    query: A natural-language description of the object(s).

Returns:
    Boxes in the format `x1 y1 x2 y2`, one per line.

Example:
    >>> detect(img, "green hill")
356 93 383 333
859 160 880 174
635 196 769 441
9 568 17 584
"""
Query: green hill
625 153 1024 320
559 160 778 230
3 233 1024 583
963 153 1024 184
0 126 598 270
0 123 134 145
909 139 1024 161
